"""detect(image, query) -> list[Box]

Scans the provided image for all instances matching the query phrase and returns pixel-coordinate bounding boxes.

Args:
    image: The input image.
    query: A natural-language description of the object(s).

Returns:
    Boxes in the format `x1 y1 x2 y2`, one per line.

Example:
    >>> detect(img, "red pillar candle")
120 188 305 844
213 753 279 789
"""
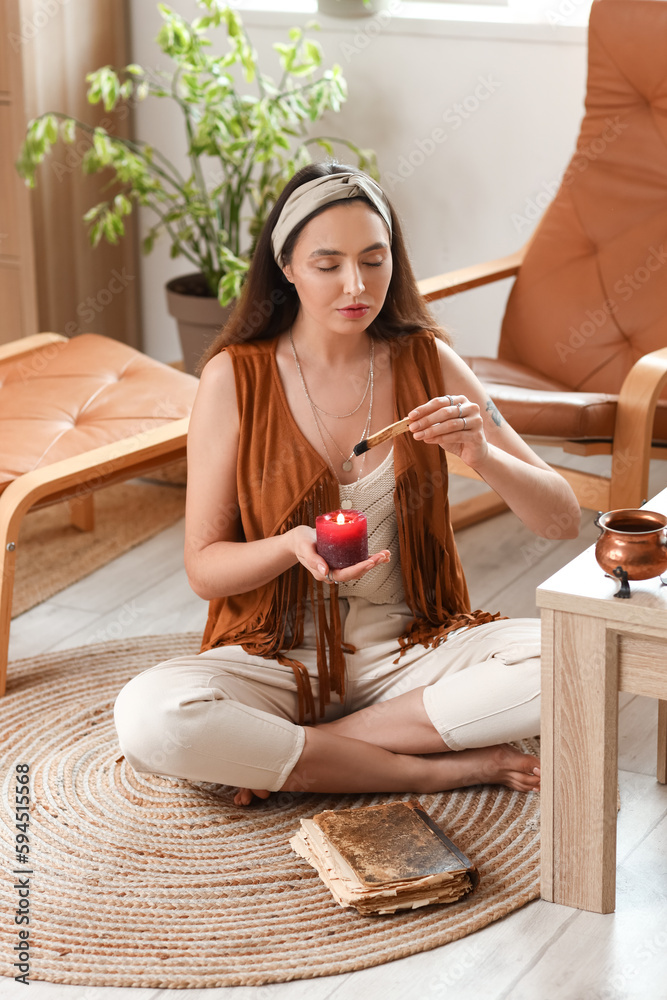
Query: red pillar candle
316 509 368 569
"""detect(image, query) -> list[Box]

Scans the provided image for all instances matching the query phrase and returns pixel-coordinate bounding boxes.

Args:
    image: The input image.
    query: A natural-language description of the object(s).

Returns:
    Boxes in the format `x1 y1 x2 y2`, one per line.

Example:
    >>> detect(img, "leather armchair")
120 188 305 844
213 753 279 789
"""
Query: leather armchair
418 0 667 526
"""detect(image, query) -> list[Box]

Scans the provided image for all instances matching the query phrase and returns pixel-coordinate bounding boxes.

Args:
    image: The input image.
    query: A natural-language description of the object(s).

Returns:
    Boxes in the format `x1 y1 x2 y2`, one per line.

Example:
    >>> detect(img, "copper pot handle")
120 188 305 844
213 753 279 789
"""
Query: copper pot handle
594 511 603 530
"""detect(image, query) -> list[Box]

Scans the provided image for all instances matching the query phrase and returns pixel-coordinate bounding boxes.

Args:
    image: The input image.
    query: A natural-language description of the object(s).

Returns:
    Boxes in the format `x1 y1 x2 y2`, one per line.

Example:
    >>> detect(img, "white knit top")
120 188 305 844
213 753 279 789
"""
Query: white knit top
337 447 405 604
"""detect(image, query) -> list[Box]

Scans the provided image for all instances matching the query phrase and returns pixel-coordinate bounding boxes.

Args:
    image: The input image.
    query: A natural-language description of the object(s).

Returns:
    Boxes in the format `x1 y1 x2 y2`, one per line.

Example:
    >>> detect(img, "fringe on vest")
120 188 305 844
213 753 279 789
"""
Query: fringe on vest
391 462 506 665
203 475 356 726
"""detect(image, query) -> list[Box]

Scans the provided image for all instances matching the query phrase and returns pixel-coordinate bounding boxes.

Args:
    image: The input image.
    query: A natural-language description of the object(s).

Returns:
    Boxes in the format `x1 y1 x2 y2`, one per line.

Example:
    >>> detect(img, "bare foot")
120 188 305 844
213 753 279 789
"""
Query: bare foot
233 787 271 807
423 743 541 793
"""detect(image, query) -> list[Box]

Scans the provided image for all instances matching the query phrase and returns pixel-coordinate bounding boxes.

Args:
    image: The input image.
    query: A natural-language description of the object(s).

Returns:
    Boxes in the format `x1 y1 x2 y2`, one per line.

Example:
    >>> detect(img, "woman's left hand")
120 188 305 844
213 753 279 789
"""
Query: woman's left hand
408 394 488 469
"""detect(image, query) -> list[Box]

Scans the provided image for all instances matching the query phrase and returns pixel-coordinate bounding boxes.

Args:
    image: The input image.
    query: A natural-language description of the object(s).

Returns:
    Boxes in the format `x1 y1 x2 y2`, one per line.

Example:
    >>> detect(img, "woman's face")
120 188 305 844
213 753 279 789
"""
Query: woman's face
281 200 392 336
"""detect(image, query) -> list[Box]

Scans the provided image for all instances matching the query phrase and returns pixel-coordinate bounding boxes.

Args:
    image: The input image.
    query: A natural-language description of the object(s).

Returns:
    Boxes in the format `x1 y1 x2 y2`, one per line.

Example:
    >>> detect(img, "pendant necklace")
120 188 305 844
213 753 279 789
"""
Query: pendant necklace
289 330 374 478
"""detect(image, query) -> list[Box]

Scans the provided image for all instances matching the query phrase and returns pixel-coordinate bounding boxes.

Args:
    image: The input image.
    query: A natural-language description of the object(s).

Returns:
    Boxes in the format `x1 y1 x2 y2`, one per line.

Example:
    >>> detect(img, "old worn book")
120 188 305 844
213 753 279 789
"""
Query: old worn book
290 801 479 915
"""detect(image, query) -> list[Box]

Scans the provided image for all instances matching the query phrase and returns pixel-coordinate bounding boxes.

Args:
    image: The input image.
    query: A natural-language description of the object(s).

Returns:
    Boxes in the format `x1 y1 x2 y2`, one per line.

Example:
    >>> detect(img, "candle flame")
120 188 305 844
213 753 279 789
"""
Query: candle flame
336 513 346 524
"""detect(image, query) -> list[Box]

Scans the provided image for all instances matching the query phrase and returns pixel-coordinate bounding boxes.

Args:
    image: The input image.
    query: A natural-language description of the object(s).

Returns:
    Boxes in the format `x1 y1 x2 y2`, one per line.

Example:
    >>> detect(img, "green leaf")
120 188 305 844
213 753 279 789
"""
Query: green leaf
81 148 102 175
192 15 212 32
90 219 103 247
304 40 322 66
87 67 121 111
241 49 257 83
83 202 104 223
223 7 242 39
102 213 119 244
86 73 102 106
218 269 244 307
93 130 112 162
114 193 132 215
101 70 120 111
33 115 51 143
290 64 316 78
110 212 125 238
44 114 58 144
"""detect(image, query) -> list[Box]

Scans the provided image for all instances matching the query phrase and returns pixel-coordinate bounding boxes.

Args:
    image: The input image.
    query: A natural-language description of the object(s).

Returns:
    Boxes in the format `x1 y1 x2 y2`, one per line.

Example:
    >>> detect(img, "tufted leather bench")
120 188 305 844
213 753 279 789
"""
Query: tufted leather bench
0 333 199 693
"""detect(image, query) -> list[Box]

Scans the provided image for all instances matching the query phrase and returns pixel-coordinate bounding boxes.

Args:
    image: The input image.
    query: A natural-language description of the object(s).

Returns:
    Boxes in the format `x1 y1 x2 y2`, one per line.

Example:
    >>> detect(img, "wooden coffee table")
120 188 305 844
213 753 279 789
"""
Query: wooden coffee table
536 487 667 913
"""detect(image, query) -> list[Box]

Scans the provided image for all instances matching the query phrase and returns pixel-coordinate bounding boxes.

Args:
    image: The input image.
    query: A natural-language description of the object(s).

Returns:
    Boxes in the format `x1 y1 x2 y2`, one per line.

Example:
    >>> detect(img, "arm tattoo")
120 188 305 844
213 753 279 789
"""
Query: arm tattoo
485 399 503 427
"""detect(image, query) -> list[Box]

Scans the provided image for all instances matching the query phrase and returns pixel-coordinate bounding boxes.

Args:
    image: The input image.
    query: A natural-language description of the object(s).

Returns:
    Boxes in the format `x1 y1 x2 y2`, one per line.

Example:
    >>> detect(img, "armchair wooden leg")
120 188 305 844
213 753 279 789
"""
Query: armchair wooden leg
68 493 95 531
610 346 667 509
609 441 648 510
658 700 667 784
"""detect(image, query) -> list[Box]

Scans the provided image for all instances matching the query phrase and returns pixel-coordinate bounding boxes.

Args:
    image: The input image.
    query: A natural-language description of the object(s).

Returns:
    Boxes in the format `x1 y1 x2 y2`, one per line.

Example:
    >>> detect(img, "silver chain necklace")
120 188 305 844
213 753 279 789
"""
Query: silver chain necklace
311 355 371 419
314 401 372 474
289 330 374 478
289 330 374 420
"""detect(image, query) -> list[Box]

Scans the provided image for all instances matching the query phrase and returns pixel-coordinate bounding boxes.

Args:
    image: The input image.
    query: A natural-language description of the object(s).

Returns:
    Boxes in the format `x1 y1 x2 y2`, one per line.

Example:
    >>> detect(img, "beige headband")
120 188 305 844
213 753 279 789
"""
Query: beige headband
271 172 393 265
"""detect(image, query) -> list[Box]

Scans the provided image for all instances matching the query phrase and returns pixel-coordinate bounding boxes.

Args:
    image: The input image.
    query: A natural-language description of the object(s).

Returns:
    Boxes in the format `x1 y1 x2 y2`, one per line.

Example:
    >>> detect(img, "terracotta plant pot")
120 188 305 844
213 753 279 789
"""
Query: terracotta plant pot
166 273 234 376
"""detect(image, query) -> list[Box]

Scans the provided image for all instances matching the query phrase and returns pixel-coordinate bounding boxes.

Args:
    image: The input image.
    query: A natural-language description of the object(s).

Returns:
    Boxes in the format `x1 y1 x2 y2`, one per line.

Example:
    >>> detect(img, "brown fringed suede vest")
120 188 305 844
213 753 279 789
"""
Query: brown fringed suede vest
200 329 500 723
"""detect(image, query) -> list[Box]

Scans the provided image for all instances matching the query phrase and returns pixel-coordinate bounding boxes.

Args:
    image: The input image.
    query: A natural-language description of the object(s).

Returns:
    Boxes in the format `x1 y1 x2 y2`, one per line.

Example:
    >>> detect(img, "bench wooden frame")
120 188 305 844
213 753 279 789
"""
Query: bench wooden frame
0 334 191 694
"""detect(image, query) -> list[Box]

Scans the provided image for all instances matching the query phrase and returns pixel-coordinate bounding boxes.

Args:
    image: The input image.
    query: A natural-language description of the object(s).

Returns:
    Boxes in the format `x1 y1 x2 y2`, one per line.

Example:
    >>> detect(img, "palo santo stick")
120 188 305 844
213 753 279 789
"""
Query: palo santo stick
353 416 411 456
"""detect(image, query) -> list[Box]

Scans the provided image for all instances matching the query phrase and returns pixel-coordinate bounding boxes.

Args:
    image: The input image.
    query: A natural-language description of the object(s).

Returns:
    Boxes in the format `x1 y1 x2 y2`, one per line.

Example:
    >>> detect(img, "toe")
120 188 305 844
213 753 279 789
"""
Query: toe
514 774 540 792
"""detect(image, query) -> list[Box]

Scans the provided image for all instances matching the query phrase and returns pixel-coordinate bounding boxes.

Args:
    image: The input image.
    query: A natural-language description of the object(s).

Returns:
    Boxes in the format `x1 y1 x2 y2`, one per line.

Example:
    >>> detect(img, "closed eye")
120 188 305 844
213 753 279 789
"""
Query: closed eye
316 261 385 272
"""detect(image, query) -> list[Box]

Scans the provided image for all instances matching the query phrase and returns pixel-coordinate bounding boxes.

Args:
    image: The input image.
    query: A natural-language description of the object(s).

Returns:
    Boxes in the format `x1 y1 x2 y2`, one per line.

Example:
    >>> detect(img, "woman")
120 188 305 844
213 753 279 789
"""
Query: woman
114 163 580 807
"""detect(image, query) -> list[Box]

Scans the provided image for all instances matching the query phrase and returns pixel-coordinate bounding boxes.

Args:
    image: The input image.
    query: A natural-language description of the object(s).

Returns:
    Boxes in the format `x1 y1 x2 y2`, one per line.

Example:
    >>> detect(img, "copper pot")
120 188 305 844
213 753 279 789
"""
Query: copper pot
594 508 667 580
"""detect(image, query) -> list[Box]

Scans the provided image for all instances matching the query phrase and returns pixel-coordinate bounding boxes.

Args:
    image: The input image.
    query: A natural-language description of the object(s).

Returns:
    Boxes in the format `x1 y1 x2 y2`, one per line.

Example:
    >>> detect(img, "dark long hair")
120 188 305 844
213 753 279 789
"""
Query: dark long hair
200 162 448 368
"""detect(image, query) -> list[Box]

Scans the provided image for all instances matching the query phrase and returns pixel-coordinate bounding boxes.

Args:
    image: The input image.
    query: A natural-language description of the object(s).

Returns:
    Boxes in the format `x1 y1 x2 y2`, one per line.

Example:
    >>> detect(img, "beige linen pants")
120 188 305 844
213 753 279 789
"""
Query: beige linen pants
114 598 541 792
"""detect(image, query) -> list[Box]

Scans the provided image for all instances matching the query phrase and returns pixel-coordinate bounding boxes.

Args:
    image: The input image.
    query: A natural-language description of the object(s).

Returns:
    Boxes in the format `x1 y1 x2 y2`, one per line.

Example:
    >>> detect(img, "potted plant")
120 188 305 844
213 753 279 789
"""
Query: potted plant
16 0 378 373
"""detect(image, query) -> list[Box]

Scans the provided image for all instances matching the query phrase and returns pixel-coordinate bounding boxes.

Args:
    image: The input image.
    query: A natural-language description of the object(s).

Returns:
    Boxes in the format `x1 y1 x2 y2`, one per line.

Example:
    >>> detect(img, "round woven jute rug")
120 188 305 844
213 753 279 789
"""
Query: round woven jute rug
0 635 540 989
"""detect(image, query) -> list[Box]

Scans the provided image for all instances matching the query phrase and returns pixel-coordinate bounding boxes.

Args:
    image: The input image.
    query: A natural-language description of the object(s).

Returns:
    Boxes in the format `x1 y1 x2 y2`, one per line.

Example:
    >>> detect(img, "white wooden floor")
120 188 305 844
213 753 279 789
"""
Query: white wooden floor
4 460 667 1000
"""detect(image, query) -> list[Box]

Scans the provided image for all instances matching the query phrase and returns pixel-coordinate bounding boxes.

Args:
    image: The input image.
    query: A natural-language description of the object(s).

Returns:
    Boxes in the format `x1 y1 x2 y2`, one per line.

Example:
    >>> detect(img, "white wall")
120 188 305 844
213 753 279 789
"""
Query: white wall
128 2 587 362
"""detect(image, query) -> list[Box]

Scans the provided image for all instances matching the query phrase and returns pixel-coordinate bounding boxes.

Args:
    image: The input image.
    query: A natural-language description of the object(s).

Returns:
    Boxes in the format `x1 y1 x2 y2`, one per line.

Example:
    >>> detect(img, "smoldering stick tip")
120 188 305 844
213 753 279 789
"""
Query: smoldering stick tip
352 440 369 456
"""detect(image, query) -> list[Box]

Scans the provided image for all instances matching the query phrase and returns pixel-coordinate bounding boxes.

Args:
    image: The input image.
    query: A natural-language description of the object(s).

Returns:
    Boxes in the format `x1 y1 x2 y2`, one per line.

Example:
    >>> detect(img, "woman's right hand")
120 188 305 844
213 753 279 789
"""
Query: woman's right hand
290 525 390 584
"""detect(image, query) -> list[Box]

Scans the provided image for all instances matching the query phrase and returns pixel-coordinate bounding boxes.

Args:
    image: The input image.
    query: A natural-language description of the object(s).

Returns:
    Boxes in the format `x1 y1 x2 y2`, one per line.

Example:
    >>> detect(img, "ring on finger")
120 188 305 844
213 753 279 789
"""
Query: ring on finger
456 401 462 418
461 416 467 431
445 394 454 407
327 570 335 584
